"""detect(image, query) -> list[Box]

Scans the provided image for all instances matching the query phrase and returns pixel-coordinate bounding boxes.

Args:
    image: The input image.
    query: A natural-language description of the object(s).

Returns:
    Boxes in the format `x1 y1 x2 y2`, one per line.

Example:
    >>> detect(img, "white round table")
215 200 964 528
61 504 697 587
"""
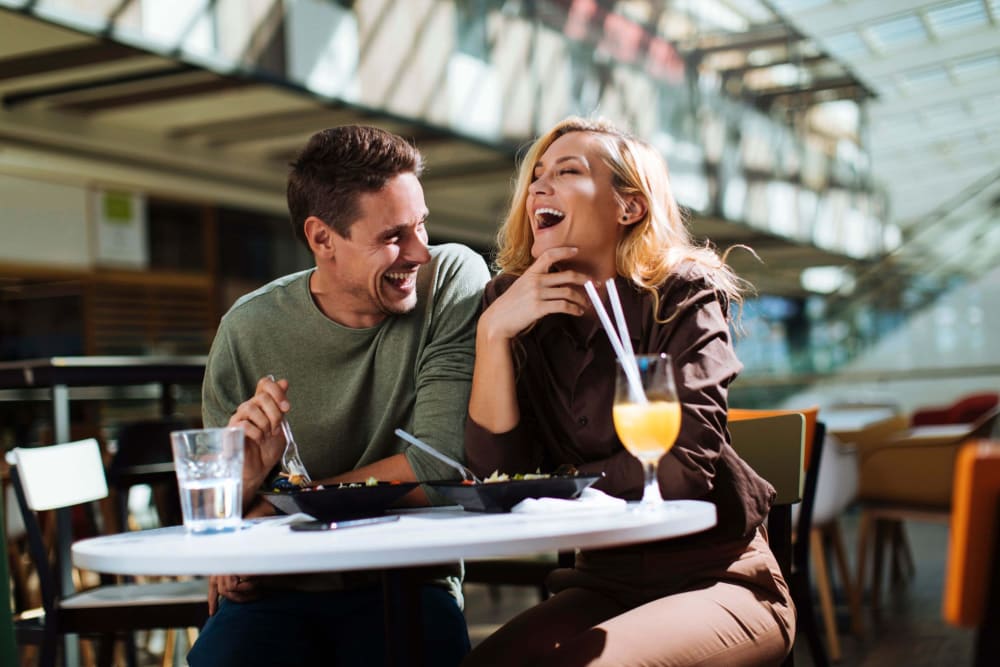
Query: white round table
73 500 716 576
73 500 716 666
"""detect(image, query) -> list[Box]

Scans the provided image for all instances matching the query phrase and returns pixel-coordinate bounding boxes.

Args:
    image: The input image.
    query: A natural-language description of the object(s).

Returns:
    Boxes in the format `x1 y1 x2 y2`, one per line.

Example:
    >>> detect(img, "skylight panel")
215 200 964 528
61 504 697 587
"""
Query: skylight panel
900 66 951 92
822 31 871 58
970 92 1000 115
770 0 831 13
926 0 989 36
867 13 929 51
951 53 1000 82
921 102 969 127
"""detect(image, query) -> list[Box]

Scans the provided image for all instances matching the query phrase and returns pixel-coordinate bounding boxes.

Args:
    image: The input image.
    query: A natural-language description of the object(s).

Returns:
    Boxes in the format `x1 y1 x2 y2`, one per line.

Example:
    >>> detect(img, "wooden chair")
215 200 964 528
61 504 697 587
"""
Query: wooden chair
731 408 845 665
856 406 1000 613
943 440 1000 666
727 413 805 667
9 438 209 667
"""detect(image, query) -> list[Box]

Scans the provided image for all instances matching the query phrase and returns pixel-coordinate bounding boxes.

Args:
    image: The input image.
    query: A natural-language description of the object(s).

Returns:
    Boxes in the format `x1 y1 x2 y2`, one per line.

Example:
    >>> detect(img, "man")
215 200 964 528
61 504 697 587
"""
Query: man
188 126 490 667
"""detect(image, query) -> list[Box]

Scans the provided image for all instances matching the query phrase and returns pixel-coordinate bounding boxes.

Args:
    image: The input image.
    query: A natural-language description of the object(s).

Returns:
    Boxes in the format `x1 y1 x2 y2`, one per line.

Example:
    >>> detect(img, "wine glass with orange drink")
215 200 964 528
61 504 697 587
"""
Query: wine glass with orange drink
612 353 681 509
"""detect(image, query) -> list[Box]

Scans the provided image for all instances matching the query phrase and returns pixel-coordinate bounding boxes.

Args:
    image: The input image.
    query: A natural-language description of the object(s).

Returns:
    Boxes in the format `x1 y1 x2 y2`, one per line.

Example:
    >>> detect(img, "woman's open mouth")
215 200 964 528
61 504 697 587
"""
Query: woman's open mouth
535 207 566 230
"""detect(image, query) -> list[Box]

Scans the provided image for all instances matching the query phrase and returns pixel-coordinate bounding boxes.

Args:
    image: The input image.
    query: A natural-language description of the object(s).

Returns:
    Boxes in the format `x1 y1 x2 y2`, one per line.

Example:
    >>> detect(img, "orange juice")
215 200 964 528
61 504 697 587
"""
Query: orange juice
613 401 681 462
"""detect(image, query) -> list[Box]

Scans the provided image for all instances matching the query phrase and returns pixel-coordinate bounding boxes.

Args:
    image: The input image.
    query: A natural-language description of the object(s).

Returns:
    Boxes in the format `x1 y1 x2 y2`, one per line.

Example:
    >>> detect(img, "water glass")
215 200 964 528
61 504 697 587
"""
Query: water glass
170 427 245 534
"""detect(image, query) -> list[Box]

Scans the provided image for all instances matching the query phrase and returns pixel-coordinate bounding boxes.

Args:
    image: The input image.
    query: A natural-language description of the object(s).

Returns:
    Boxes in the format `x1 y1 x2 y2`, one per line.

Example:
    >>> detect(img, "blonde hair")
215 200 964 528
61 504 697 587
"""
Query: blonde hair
496 117 749 317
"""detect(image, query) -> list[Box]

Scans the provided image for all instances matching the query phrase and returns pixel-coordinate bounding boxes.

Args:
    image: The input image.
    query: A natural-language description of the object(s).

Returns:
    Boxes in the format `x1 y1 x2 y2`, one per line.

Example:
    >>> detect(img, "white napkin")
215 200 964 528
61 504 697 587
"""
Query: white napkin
511 487 627 515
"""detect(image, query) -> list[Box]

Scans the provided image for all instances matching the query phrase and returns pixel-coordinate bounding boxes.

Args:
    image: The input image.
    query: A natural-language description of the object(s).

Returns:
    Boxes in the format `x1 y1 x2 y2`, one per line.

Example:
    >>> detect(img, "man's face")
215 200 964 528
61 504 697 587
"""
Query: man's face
328 172 431 327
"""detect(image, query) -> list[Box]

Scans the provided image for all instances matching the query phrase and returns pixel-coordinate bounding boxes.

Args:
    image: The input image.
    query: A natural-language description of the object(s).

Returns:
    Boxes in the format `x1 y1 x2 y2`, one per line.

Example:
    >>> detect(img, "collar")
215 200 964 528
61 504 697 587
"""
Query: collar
533 276 646 348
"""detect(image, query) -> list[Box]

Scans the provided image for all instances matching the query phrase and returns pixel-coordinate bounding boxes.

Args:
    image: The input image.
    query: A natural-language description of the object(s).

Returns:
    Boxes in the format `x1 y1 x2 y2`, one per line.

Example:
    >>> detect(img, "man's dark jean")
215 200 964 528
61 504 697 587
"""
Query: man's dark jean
188 585 470 666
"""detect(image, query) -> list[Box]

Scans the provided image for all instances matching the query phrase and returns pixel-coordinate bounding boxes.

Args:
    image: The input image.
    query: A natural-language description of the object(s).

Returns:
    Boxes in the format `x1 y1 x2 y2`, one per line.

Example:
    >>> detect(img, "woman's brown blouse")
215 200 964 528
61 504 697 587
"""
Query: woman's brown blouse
465 264 774 546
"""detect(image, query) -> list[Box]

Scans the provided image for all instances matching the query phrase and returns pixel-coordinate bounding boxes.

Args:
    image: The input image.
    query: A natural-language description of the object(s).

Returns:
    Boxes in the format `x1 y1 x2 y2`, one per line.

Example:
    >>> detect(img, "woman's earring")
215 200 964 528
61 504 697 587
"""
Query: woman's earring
621 214 628 222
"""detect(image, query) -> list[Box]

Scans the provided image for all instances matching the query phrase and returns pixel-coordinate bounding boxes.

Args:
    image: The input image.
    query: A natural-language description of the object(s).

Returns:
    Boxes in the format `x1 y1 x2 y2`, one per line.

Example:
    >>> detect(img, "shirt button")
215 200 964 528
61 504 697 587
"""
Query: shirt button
577 416 589 427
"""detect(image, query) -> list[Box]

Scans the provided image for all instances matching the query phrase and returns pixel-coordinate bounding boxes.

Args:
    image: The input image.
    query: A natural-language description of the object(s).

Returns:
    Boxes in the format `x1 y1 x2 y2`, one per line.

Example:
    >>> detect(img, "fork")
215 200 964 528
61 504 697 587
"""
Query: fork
394 428 481 484
267 375 312 484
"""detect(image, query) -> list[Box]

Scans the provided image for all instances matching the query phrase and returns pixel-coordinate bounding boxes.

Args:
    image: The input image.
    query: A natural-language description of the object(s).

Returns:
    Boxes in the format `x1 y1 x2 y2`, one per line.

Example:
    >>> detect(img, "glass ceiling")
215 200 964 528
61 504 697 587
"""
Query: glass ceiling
767 0 1000 286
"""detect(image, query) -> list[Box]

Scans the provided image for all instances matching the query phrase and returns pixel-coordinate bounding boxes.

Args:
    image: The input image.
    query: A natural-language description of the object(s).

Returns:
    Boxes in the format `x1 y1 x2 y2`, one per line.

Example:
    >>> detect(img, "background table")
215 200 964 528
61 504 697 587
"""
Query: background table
0 357 206 583
74 501 716 665
1 355 206 666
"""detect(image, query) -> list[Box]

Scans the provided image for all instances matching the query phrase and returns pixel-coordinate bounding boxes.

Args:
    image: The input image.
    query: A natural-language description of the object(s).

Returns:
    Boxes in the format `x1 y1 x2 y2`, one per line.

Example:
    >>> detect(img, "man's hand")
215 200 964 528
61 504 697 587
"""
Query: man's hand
208 574 262 615
478 246 590 342
229 376 291 499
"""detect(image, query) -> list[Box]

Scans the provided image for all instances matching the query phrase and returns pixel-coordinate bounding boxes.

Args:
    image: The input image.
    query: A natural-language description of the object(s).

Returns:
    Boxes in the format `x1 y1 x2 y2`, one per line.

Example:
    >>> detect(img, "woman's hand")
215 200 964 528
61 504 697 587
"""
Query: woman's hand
469 247 591 434
228 376 290 498
478 246 590 342
208 574 262 615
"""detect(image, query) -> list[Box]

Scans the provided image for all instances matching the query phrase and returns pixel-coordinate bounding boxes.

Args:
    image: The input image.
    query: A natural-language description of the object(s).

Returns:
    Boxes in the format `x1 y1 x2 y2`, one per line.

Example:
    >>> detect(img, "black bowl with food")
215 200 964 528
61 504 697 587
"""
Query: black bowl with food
427 474 601 513
260 480 419 521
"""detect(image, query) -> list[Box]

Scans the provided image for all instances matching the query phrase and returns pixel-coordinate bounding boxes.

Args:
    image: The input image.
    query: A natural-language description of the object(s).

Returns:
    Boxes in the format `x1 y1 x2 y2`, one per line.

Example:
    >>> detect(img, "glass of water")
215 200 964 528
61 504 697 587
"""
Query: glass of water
170 427 245 534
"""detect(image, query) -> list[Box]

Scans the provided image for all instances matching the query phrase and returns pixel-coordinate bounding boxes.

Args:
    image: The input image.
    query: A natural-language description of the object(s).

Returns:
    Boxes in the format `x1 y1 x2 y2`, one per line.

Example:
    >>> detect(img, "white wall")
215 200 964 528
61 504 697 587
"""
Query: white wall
0 173 91 268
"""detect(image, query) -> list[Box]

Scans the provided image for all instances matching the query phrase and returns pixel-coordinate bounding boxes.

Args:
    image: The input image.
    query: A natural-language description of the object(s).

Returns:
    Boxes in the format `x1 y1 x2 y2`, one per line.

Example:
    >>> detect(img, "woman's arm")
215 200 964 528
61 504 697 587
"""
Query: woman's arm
468 246 589 431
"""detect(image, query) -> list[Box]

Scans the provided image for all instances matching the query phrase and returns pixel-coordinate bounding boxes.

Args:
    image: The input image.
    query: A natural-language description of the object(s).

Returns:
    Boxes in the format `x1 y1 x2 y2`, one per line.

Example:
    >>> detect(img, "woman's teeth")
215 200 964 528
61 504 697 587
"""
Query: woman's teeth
536 207 565 229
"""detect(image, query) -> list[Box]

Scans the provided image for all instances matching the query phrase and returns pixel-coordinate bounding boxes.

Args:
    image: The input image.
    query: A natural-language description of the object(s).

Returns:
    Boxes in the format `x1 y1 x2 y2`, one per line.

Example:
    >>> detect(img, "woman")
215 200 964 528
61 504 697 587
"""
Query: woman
463 117 795 666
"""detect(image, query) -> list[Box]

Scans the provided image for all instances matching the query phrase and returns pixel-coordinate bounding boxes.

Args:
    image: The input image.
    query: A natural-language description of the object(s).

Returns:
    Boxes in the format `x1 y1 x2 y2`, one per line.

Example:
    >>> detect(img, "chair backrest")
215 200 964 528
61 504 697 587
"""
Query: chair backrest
728 413 806 583
943 440 1000 627
730 406 819 470
9 439 109 614
728 413 805 505
13 439 108 511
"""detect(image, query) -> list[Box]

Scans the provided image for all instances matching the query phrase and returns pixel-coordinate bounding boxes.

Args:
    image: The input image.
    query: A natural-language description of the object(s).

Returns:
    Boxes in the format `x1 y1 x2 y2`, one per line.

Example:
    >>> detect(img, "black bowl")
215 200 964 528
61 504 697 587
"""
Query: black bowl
427 475 601 513
260 482 419 521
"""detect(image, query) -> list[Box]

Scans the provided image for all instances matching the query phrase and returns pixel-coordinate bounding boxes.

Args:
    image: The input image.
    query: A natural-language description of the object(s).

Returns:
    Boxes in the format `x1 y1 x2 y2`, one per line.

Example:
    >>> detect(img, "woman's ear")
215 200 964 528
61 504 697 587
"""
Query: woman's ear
619 195 648 226
304 216 335 259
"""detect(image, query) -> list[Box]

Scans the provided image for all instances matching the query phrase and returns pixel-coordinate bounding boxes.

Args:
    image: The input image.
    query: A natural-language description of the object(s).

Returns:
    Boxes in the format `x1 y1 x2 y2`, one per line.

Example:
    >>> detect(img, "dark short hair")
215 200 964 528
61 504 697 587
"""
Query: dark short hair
287 125 424 245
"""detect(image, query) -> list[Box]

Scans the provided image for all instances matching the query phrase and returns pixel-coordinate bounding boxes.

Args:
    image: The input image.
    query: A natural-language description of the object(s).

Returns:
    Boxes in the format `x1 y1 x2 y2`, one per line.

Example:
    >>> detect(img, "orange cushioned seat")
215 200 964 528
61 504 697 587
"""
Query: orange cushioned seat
942 440 1000 666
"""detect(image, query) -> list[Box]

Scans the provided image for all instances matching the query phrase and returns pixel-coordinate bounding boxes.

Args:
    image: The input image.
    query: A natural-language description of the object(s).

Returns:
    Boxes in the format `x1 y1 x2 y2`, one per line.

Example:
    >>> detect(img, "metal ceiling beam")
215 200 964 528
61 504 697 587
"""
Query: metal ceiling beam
681 24 800 56
2 65 197 107
0 42 145 82
0 105 283 190
60 77 253 113
168 107 359 144
751 76 866 106
718 53 827 76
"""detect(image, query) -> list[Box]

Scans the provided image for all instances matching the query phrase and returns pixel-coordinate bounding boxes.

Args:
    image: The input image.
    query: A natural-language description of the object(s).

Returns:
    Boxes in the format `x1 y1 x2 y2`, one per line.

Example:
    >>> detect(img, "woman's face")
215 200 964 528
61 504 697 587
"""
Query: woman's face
526 131 625 276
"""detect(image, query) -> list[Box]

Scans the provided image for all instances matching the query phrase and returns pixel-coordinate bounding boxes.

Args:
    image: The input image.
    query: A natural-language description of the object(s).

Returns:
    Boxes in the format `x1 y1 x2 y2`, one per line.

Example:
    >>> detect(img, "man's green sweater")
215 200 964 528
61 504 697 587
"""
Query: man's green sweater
203 243 489 482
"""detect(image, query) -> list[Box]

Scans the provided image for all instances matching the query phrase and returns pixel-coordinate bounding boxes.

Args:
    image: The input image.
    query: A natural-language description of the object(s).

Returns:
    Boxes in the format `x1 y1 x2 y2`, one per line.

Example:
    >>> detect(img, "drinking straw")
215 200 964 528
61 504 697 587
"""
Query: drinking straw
584 280 646 403
605 279 637 370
